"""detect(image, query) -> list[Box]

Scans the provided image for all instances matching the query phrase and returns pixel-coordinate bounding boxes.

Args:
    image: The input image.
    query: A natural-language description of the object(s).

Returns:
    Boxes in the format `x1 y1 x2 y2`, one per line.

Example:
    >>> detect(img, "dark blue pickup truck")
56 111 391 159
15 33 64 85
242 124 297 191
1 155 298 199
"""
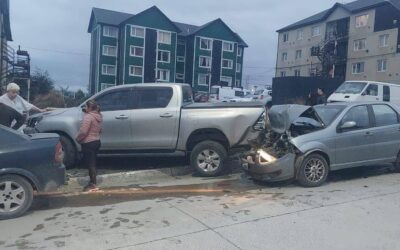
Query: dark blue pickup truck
0 125 65 219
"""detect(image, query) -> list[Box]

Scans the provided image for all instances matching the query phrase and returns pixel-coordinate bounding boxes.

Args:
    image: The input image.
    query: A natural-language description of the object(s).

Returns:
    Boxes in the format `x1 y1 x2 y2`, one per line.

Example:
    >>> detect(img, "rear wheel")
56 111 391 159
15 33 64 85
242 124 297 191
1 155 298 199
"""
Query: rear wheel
297 154 329 187
190 141 227 177
0 175 34 220
59 135 77 169
393 151 400 173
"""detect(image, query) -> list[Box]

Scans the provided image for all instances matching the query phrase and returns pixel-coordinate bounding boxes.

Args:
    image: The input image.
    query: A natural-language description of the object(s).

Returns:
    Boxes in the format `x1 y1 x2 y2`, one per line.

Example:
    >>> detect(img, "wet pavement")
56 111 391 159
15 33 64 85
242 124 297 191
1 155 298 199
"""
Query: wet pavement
1 165 400 250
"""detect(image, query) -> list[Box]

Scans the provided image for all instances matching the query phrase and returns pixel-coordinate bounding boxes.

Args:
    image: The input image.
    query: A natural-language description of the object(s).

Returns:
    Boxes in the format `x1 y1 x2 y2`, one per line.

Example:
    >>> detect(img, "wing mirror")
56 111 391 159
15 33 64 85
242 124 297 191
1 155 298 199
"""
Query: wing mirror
338 121 357 132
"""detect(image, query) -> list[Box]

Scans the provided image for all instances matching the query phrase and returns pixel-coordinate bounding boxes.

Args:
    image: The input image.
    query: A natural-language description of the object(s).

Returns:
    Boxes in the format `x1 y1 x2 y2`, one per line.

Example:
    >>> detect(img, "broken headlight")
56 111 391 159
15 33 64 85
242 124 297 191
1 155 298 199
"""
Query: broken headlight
257 149 277 164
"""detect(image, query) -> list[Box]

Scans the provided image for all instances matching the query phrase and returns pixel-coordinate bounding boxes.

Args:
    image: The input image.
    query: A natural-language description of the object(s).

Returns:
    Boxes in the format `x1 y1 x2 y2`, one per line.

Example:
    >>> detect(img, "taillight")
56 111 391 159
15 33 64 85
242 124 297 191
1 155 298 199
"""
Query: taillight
54 142 64 164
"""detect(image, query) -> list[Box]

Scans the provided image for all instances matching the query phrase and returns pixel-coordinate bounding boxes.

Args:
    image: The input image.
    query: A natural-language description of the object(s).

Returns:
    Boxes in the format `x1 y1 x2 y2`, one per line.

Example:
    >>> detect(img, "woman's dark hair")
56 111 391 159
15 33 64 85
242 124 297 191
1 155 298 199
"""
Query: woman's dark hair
86 100 101 113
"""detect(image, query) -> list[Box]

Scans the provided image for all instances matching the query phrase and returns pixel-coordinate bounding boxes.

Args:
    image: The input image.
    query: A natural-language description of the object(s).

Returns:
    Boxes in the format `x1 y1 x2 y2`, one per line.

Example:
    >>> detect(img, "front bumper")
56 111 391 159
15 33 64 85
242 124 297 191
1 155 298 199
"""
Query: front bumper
242 152 296 182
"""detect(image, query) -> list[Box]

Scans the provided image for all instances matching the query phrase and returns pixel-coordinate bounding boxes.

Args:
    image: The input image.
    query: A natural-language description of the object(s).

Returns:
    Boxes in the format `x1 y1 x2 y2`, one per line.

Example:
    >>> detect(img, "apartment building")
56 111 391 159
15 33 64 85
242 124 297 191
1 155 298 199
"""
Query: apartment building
88 6 247 94
275 0 400 84
0 0 12 90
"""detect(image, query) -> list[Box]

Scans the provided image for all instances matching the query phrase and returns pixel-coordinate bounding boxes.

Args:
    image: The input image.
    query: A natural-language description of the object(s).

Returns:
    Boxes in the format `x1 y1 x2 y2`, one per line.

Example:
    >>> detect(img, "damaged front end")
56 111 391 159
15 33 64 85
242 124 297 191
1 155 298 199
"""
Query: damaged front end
242 104 320 182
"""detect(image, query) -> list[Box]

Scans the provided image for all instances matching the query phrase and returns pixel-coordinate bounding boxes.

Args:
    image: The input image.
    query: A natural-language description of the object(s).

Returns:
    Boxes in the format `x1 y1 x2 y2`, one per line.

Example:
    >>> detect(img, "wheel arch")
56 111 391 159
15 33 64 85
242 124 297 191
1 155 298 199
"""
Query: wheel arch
186 128 229 152
0 169 41 191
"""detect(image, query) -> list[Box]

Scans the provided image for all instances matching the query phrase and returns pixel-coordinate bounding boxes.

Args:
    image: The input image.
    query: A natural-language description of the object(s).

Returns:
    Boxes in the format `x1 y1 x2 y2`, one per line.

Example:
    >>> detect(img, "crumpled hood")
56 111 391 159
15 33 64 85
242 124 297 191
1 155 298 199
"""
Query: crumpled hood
30 107 80 119
268 104 311 134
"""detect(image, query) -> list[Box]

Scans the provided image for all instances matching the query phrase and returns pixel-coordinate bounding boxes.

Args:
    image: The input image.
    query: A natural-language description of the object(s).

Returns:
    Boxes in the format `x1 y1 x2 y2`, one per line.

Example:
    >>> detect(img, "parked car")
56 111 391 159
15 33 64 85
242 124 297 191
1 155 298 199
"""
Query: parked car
209 86 247 103
242 102 400 187
0 125 65 219
328 81 400 104
27 83 264 177
252 88 272 105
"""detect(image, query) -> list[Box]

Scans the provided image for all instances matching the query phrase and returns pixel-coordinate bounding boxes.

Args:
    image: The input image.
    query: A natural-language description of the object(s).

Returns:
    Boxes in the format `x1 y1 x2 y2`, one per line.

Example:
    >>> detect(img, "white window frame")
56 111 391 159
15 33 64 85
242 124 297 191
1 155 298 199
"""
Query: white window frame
222 42 234 52
198 74 210 86
354 39 367 51
157 69 170 82
236 63 241 73
103 26 118 38
157 50 171 63
200 38 212 50
129 46 144 57
220 76 232 85
101 64 116 76
199 56 211 68
102 45 117 57
177 56 185 62
379 34 389 48
237 47 242 56
297 30 303 40
352 62 365 74
356 14 369 28
282 52 288 62
129 65 143 77
283 33 289 42
158 31 172 45
100 83 115 91
311 26 320 37
377 59 387 72
222 59 233 69
295 50 302 60
176 73 184 80
130 26 145 38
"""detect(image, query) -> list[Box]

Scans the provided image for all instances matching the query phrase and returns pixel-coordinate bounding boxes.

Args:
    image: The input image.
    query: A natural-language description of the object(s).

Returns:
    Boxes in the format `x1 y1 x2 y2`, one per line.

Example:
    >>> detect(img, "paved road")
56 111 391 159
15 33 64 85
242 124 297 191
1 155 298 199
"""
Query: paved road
1 166 400 250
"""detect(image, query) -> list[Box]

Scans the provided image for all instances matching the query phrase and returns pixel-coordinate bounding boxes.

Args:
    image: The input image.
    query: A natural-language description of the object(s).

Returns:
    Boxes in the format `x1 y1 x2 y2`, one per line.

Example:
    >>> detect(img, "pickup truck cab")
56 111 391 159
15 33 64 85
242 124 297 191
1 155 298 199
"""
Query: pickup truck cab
27 83 264 176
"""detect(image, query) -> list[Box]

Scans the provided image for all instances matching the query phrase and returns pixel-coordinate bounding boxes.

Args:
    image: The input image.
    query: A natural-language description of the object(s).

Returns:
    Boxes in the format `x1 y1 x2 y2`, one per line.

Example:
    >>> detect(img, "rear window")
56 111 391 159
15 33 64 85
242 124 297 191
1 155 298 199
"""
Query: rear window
372 105 399 127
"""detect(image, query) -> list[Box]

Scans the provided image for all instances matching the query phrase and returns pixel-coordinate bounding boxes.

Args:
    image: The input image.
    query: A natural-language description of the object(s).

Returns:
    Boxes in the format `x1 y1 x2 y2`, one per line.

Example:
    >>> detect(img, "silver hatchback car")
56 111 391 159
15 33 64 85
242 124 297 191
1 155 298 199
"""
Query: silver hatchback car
242 102 400 187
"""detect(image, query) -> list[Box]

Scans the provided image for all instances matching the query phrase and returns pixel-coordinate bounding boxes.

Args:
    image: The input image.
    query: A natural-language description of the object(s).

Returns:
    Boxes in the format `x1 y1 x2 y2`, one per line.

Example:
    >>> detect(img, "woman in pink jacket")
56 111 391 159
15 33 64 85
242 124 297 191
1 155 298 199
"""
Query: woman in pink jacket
76 100 103 191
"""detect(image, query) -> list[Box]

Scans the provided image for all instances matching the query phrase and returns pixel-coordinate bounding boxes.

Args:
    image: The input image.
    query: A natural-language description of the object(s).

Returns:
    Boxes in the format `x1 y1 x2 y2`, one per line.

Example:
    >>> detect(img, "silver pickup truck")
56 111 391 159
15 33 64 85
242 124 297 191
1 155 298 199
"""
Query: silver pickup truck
27 83 264 176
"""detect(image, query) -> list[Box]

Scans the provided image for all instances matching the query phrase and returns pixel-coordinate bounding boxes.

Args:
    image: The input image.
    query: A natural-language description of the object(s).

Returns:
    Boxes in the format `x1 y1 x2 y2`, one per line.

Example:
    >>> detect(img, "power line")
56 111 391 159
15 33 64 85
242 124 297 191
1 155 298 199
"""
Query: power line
24 46 90 57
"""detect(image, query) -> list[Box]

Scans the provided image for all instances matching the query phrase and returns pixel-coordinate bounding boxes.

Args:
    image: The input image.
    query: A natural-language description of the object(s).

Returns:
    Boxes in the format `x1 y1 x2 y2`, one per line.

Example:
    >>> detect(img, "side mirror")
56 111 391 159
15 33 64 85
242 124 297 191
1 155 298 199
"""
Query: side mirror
340 121 357 130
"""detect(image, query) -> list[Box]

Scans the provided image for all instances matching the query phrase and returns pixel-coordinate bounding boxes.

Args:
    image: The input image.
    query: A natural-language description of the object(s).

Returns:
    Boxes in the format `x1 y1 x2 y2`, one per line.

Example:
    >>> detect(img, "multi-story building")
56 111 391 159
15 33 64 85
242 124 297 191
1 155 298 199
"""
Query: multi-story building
87 6 247 94
275 0 400 84
0 0 12 90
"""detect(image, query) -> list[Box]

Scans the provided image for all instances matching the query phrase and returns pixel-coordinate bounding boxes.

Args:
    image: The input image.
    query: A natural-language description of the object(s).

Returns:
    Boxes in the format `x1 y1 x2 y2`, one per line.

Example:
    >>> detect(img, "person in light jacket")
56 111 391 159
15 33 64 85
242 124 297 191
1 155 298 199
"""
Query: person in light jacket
76 100 103 192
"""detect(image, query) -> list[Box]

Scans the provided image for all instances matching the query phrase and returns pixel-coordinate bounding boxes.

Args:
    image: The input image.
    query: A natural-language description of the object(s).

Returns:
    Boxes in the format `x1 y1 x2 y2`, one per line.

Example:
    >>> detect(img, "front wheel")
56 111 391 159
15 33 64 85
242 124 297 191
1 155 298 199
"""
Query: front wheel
296 154 329 187
190 141 227 177
0 175 34 220
59 135 77 169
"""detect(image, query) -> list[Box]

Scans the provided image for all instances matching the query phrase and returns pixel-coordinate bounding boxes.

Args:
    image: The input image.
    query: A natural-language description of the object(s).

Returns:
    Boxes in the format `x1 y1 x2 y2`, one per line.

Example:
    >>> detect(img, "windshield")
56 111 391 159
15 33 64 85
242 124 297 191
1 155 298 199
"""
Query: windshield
210 88 219 94
313 105 346 125
334 81 367 94
235 91 244 97
254 90 264 95
245 93 254 98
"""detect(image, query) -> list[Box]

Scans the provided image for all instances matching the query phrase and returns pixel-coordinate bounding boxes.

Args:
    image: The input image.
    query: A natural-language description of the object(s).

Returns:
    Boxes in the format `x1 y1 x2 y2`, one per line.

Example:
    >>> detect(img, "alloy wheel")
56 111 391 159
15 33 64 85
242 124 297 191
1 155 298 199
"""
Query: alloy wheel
0 181 26 213
197 149 221 172
304 158 326 183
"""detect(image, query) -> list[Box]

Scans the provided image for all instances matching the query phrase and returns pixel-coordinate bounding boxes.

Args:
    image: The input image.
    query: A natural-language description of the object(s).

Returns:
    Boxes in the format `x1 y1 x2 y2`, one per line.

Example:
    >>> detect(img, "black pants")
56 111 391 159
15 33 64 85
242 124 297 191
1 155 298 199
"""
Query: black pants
81 140 101 185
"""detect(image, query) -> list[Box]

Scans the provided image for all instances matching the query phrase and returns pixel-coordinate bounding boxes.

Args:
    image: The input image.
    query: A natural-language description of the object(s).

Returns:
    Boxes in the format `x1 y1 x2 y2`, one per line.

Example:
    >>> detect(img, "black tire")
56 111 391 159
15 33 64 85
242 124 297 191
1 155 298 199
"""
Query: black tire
190 140 227 177
296 153 329 187
59 135 77 169
393 151 400 173
0 175 34 220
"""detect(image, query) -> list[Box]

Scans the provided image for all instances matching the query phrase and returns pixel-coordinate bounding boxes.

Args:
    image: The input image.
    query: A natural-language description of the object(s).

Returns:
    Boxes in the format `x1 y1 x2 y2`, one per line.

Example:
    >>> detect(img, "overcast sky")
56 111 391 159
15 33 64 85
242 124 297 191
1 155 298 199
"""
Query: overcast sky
9 0 339 91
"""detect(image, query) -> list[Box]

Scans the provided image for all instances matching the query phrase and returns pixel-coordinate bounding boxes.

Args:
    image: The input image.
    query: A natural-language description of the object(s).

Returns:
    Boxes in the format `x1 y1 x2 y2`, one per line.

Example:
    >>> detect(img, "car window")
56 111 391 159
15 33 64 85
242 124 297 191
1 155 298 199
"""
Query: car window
235 91 244 97
383 86 390 102
365 84 378 96
341 105 370 130
136 87 173 109
95 89 135 112
372 105 399 127
335 81 366 94
182 86 194 104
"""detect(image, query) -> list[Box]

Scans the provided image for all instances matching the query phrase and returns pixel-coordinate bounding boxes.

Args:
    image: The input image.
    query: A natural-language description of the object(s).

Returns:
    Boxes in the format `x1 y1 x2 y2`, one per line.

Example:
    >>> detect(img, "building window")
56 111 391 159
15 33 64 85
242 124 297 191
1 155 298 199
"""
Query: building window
158 31 171 44
283 33 289 42
297 30 303 40
131 26 145 38
282 52 288 62
198 74 210 86
223 42 234 52
356 14 369 28
377 59 387 72
354 39 366 51
176 73 184 80
177 56 185 62
130 46 144 57
294 69 301 77
102 64 116 76
235 79 241 86
157 50 170 63
199 56 211 68
200 38 212 50
157 69 170 81
220 76 232 85
280 71 286 77
102 45 117 57
129 65 143 76
379 34 389 48
352 62 365 74
311 26 320 37
236 63 241 73
100 83 115 91
222 59 233 69
237 47 242 56
103 26 118 38
295 50 302 59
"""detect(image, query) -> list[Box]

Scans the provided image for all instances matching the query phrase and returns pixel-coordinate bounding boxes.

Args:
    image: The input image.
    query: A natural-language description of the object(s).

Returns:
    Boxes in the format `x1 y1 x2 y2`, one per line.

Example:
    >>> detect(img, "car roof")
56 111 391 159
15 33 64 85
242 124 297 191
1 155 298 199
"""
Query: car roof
319 101 397 107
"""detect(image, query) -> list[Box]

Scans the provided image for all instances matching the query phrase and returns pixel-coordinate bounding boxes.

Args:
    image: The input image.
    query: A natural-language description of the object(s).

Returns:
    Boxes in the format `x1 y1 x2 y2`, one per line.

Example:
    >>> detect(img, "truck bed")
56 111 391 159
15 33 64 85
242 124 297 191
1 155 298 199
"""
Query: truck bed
183 102 265 109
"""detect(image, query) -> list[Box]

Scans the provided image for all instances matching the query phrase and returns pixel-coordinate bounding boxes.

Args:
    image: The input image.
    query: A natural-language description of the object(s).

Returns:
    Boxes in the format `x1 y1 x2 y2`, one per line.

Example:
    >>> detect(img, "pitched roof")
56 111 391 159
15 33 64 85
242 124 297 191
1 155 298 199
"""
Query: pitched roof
277 0 400 32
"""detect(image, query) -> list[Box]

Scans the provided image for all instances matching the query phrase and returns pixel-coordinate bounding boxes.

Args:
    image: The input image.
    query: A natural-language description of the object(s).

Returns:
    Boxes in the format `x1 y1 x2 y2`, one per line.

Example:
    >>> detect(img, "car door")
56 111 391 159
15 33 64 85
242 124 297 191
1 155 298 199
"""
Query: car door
94 88 135 150
361 83 380 101
369 104 400 162
130 86 179 149
334 105 375 168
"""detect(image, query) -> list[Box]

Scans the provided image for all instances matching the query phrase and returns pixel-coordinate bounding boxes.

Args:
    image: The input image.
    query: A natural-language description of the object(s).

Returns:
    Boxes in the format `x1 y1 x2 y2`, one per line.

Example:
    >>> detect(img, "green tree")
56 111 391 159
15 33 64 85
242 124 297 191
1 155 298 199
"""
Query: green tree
30 68 55 100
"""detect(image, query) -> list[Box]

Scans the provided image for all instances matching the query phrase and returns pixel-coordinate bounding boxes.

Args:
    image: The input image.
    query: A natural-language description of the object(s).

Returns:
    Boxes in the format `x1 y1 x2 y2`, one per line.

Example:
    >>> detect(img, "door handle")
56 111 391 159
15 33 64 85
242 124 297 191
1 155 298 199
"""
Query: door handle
365 131 374 136
160 113 173 118
115 115 128 120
